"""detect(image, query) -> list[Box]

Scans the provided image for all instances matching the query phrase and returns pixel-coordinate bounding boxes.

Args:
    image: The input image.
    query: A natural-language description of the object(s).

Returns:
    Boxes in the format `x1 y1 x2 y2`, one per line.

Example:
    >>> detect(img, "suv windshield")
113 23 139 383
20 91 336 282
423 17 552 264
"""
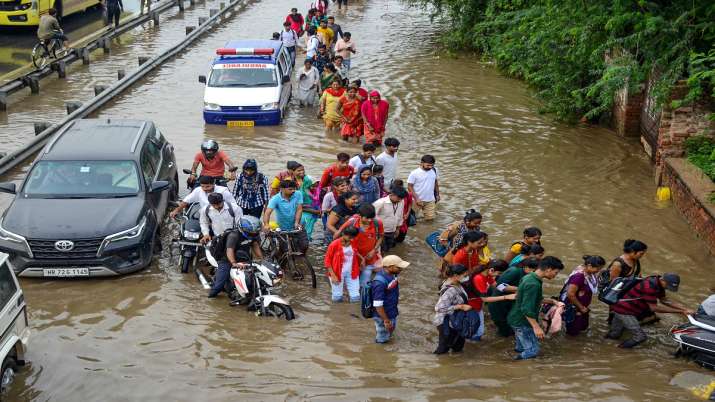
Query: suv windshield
208 64 278 87
23 160 141 198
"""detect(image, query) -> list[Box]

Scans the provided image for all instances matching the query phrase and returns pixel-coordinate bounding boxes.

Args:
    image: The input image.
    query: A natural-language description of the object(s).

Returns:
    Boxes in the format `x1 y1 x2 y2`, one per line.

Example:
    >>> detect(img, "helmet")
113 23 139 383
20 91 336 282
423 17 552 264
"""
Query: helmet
201 140 219 159
238 216 262 240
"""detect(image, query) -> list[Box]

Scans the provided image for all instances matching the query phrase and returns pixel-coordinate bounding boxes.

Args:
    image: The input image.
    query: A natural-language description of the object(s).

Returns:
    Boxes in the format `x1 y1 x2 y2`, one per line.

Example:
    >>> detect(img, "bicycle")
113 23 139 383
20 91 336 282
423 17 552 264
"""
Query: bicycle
262 229 316 288
31 37 68 69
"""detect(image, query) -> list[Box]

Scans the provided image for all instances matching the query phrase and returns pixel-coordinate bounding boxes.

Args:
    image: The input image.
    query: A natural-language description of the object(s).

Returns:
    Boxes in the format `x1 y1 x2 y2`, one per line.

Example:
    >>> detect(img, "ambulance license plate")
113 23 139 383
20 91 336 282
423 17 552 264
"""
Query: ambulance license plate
43 268 90 277
227 121 254 127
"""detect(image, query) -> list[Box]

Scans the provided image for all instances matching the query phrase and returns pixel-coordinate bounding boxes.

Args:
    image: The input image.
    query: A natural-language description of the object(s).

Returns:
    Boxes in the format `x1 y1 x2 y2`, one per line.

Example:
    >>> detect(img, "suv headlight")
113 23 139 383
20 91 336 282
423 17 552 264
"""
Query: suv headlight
0 217 32 257
261 102 279 110
204 102 221 111
98 216 147 256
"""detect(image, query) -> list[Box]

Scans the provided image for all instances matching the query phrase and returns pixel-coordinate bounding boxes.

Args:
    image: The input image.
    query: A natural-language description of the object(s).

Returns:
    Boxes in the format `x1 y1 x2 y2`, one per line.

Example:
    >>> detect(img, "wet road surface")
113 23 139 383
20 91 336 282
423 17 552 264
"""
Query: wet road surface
0 0 714 400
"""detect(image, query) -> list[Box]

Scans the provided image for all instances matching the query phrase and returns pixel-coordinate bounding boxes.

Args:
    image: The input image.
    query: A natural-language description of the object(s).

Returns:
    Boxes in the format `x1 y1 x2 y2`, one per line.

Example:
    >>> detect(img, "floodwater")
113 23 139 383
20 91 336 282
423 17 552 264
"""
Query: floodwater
0 0 714 400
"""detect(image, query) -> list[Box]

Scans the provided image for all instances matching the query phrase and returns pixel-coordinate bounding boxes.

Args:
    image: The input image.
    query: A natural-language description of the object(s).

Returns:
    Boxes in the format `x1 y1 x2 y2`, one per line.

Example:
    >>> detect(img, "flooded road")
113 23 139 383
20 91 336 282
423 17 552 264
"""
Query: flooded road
1 0 714 400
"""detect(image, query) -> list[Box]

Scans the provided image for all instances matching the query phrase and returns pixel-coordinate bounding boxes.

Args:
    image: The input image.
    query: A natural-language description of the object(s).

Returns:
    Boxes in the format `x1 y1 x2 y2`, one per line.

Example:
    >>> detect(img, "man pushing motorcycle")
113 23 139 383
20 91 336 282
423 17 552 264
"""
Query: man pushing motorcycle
208 215 263 298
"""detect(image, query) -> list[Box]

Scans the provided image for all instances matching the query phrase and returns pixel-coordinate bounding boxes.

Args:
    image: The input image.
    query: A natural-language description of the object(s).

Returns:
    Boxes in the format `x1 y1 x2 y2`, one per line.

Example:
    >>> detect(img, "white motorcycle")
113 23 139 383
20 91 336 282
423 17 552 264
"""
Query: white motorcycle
200 246 295 320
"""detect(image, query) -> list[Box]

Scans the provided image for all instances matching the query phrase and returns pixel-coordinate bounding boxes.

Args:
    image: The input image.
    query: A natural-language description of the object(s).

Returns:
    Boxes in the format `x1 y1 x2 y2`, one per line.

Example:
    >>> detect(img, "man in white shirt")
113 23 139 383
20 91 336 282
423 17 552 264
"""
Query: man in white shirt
169 176 236 219
375 137 400 192
280 21 298 66
334 32 356 69
348 143 377 171
407 154 440 221
296 58 319 106
199 193 243 244
306 27 319 59
372 186 406 253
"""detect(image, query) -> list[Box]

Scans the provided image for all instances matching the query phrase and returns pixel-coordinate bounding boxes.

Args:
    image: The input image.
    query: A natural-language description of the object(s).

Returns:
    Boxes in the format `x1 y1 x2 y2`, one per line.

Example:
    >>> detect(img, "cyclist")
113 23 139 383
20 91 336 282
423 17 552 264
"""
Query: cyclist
37 8 68 51
208 216 263 298
263 180 309 256
188 140 237 188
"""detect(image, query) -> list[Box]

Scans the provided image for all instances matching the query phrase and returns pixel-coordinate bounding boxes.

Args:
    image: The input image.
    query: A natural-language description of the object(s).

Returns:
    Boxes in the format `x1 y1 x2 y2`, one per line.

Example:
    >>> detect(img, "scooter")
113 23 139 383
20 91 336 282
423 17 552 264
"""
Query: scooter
203 246 295 320
671 314 715 370
173 202 203 273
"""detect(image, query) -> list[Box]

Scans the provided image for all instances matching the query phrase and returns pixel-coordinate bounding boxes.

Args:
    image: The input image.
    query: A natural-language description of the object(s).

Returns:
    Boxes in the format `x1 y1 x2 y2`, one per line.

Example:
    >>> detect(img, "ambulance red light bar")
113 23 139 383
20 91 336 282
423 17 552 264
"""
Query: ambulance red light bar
216 48 274 56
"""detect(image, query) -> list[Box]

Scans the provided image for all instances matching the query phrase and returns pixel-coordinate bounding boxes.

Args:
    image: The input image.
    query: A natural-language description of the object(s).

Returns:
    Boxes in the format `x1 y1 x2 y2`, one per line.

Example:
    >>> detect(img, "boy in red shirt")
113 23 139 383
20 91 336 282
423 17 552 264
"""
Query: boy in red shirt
465 260 514 341
336 203 384 287
320 152 354 194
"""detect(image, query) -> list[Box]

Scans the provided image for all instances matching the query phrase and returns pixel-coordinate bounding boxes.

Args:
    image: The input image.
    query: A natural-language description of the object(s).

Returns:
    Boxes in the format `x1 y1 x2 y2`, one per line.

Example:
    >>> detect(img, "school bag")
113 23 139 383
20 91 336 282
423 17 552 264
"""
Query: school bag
203 202 236 226
598 276 643 305
360 275 388 318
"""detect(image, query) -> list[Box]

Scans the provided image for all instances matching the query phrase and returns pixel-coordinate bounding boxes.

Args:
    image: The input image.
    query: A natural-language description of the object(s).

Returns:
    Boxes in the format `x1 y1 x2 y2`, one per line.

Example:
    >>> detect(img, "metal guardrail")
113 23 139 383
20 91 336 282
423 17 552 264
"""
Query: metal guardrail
0 0 201 111
0 0 246 176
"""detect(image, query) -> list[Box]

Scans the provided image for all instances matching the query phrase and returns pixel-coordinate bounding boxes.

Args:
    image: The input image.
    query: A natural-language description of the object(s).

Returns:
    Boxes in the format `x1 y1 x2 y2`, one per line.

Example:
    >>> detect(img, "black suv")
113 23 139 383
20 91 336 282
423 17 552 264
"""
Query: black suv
0 119 178 277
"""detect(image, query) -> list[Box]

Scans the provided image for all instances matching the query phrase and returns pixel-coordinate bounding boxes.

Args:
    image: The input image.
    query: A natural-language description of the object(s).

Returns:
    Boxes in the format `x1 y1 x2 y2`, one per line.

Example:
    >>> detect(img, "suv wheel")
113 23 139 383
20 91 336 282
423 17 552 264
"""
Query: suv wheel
1 356 17 394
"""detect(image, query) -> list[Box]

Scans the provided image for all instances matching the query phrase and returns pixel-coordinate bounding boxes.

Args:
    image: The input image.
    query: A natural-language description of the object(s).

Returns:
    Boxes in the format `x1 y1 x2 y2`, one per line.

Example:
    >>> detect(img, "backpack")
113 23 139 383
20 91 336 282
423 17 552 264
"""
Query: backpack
346 215 380 235
425 230 448 257
360 274 388 318
597 257 641 294
598 276 643 305
208 229 237 260
354 153 376 167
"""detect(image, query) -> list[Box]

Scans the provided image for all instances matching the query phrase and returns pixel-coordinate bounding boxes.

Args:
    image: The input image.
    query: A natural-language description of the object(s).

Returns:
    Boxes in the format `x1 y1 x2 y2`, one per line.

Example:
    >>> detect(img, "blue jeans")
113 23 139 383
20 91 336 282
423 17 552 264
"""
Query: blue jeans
512 325 540 359
359 264 376 288
343 58 351 69
468 310 485 341
373 315 397 343
286 46 296 66
209 260 231 297
329 265 360 302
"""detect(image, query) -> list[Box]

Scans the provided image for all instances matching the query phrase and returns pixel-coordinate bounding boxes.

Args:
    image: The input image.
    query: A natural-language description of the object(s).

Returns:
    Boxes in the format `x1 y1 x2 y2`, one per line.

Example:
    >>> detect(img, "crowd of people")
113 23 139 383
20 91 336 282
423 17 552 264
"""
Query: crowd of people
168 4 714 357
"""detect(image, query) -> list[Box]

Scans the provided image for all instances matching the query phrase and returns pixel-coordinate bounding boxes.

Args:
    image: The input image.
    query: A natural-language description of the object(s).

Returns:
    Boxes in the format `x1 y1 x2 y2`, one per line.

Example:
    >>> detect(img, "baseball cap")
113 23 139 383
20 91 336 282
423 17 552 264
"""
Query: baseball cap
382 255 410 268
662 273 680 292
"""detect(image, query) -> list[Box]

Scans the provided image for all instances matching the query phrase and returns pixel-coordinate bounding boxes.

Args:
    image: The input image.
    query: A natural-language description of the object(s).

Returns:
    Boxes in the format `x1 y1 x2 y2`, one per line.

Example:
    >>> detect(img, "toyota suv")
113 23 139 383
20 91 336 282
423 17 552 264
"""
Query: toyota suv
0 119 178 277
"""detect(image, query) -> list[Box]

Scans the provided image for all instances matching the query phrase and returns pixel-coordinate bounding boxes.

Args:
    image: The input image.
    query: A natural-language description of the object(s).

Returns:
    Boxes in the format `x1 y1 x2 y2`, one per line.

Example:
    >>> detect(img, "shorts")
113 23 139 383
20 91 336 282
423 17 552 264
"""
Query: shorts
413 200 436 221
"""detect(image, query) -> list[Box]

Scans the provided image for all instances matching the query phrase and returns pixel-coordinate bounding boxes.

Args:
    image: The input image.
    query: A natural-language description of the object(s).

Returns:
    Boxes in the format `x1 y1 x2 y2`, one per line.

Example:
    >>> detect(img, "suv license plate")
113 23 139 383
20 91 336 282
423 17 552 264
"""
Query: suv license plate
227 120 254 127
43 268 90 277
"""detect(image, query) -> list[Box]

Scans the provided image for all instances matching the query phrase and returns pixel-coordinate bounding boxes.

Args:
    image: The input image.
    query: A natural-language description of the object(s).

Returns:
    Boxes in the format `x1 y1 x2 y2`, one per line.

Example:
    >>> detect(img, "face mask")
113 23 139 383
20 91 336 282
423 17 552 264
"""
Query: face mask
459 276 470 283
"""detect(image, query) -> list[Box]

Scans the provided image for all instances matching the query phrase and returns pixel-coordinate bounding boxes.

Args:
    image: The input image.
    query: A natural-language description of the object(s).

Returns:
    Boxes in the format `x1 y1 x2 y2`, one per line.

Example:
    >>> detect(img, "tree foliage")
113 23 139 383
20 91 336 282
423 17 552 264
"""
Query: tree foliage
410 0 715 122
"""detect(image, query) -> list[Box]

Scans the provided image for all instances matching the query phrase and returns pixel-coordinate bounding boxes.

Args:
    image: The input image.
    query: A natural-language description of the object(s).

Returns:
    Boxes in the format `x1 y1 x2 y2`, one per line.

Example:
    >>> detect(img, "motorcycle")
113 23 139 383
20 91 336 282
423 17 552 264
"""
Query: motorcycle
182 167 237 189
203 246 295 320
173 202 203 273
671 314 715 370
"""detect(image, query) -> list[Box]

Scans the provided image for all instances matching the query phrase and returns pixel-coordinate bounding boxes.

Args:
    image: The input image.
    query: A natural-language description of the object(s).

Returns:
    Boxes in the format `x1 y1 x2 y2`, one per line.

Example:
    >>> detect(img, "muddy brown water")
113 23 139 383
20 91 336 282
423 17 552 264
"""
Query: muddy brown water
0 0 714 400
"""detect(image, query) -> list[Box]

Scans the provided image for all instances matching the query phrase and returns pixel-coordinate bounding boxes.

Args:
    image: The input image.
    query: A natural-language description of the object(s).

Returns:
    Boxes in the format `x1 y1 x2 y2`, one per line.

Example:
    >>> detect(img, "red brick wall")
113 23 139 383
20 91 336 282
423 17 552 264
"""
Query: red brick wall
656 100 715 167
662 159 715 255
611 85 644 137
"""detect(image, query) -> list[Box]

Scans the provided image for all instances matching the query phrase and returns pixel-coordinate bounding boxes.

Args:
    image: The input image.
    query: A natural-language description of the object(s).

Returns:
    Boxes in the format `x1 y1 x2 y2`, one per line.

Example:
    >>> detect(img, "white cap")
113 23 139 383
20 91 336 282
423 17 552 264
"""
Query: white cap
382 255 410 268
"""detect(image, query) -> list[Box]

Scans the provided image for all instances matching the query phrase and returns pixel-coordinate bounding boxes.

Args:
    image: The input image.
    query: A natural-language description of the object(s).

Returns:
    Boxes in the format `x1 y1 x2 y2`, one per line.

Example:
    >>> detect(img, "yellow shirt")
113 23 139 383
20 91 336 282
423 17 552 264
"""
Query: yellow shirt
317 27 334 47
320 91 342 122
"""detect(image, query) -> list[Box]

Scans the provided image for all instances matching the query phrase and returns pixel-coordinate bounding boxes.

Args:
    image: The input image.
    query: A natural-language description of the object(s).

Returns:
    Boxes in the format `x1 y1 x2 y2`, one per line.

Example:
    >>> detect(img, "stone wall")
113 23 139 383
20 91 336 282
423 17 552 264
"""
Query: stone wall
662 158 715 255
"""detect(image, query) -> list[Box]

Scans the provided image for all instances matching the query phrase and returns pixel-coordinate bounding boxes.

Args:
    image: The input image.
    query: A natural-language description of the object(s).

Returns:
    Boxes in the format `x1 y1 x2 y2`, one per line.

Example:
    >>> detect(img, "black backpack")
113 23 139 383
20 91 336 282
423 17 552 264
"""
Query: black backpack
204 202 236 226
205 203 237 259
360 274 388 318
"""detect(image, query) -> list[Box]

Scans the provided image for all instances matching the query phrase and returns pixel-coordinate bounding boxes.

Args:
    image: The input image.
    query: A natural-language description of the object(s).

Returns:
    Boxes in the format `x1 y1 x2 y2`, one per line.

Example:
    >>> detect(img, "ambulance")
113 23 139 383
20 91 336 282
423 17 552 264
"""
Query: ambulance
200 40 294 126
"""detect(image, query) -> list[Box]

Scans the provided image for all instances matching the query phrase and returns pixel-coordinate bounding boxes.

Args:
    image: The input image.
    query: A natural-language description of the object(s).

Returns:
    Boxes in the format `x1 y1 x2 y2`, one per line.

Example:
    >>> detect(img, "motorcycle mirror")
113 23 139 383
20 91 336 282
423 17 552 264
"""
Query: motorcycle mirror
182 168 192 175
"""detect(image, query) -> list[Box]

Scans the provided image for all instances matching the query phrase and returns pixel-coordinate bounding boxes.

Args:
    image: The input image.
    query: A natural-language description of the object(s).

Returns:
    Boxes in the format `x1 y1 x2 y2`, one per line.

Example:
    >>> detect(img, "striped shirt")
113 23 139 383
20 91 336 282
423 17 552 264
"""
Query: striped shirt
611 276 664 316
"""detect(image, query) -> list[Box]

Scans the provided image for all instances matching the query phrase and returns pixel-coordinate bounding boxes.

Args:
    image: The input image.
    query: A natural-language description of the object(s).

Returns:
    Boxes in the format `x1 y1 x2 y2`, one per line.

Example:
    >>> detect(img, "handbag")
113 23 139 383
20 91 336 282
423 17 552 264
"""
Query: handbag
425 231 448 257
562 304 577 324
407 209 417 227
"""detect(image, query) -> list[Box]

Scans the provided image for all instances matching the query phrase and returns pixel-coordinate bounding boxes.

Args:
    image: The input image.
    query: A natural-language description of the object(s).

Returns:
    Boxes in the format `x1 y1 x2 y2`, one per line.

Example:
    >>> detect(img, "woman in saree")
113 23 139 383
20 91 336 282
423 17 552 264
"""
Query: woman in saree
320 79 346 131
360 90 390 146
336 86 362 143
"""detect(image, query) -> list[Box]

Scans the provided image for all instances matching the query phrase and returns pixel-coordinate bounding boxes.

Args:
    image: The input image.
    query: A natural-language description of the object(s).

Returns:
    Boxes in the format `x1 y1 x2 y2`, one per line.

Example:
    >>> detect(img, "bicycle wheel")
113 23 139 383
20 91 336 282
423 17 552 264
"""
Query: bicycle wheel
31 43 49 69
287 254 316 288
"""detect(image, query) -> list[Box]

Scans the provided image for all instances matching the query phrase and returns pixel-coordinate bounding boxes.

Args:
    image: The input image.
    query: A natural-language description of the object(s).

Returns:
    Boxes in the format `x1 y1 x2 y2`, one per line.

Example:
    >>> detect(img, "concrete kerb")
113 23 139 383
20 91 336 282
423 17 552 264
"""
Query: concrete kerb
0 0 181 106
0 0 247 177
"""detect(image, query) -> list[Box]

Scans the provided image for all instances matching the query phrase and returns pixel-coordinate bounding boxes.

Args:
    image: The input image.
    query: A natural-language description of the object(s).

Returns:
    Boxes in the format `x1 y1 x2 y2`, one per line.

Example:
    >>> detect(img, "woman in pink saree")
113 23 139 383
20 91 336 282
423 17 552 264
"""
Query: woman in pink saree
360 90 389 146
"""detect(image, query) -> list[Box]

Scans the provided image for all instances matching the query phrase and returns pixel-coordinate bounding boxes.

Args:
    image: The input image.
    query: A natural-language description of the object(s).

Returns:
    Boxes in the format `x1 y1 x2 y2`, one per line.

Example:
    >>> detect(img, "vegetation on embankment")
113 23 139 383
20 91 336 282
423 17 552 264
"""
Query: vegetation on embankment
409 0 715 123
685 136 715 184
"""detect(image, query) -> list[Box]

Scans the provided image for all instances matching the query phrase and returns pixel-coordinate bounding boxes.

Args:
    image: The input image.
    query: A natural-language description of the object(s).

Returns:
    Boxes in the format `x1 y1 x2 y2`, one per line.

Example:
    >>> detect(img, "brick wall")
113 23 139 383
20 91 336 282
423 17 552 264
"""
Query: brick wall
611 84 644 137
656 97 715 167
662 158 715 255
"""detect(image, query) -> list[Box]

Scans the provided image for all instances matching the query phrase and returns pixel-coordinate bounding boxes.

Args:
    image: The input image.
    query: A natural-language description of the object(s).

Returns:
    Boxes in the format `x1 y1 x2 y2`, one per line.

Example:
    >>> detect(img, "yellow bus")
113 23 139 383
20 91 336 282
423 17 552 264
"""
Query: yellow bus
0 0 101 26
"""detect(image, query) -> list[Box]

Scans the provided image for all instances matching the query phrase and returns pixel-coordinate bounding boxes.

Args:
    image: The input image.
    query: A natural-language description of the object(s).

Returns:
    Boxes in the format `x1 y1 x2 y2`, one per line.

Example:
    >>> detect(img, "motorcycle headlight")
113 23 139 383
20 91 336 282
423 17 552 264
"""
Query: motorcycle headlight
183 230 200 240
98 216 147 256
204 102 221 111
261 102 279 110
0 217 32 257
